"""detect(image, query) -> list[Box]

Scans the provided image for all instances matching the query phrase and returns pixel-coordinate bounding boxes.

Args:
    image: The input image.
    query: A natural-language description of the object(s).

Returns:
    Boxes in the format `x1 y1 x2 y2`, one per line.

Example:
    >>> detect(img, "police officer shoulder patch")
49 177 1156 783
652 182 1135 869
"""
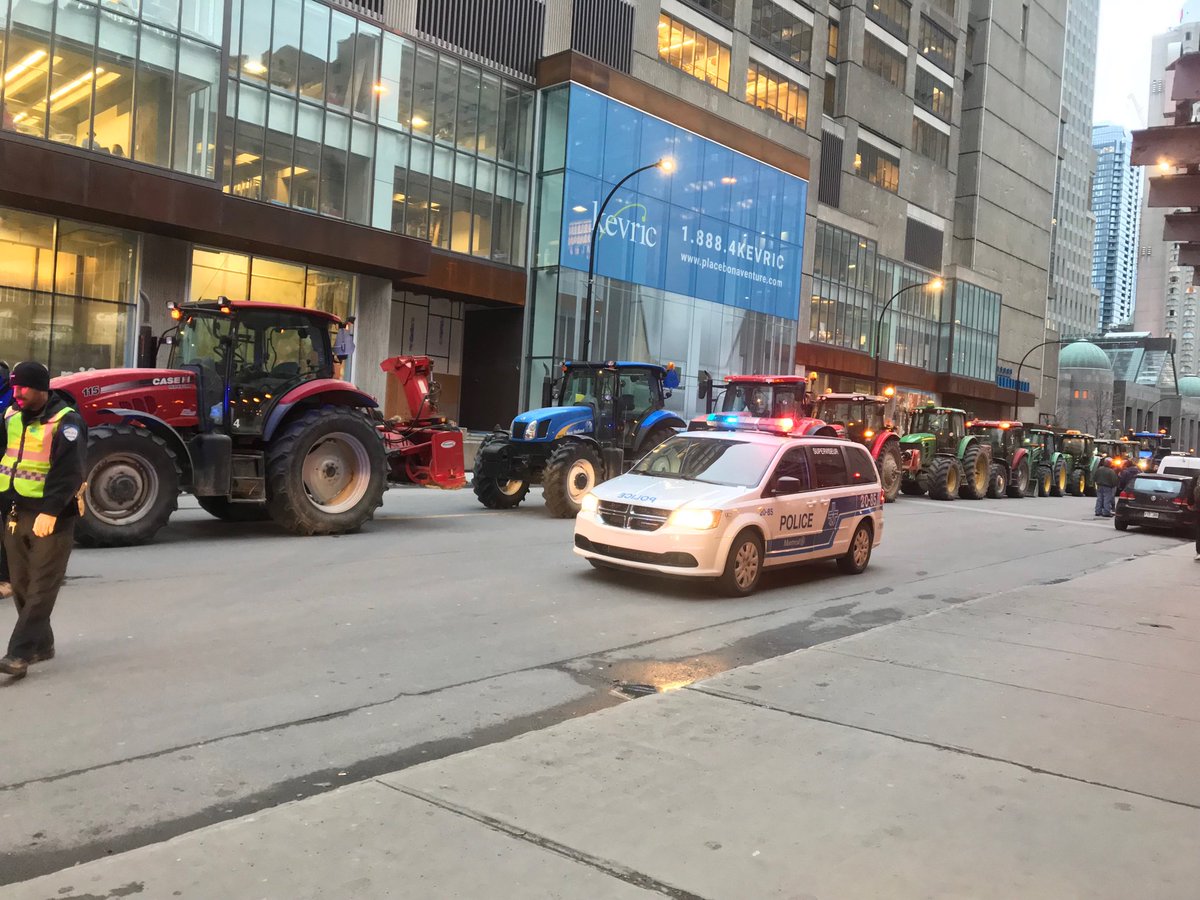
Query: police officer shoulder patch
62 425 80 442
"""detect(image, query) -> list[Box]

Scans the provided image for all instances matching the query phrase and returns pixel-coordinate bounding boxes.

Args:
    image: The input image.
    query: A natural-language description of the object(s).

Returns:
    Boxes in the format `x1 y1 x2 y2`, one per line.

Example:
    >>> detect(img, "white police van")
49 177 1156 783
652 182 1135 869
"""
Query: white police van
574 415 884 596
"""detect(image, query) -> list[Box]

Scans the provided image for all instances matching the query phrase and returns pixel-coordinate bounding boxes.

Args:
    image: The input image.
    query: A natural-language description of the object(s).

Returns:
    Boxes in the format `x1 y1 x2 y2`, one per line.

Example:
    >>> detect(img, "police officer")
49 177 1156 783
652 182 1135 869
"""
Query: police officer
0 362 86 678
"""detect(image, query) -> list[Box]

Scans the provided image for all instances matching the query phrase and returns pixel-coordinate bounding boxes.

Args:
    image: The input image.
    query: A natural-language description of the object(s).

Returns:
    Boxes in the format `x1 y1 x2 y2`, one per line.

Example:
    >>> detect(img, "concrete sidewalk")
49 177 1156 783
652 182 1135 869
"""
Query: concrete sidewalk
7 546 1199 899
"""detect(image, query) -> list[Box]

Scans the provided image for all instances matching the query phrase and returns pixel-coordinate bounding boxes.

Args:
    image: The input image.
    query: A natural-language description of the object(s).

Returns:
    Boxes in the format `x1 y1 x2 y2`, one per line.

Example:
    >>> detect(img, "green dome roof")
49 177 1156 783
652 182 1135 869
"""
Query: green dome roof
1059 341 1112 370
1179 375 1200 398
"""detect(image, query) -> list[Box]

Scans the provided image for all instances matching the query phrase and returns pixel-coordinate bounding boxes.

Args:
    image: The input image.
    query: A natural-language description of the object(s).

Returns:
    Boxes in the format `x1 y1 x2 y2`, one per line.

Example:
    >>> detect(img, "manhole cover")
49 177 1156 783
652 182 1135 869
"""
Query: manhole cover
612 682 659 699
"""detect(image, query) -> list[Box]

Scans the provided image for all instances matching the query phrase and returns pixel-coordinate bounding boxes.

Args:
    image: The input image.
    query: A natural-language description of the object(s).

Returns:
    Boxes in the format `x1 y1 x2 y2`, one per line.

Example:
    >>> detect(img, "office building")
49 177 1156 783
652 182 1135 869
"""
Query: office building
1091 124 1141 332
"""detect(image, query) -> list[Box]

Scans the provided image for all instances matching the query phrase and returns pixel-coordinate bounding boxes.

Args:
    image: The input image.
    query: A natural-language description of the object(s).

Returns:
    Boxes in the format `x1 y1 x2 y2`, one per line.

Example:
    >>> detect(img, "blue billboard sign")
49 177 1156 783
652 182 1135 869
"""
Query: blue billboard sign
559 84 808 321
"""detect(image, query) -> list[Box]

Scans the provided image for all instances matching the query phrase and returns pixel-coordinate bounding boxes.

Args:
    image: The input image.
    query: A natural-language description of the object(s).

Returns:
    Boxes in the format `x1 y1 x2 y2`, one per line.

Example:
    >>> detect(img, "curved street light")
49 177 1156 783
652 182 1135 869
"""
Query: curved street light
579 156 676 362
872 277 943 394
1013 338 1080 421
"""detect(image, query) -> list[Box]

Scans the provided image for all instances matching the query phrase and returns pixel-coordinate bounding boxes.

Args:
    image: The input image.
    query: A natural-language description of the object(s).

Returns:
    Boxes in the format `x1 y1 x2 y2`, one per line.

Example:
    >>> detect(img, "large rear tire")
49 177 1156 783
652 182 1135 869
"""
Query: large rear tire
265 406 387 535
76 426 180 547
1068 468 1087 496
926 456 960 501
197 496 271 522
986 464 1007 499
1050 458 1068 497
472 436 530 509
1007 459 1030 498
1036 466 1053 497
543 442 603 518
878 442 903 503
958 443 990 500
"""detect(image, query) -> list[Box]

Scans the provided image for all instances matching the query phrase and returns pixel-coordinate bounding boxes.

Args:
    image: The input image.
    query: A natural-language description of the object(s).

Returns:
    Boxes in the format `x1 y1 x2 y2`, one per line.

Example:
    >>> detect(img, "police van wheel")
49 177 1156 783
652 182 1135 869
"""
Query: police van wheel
716 529 764 597
837 522 874 575
543 442 602 518
76 426 180 547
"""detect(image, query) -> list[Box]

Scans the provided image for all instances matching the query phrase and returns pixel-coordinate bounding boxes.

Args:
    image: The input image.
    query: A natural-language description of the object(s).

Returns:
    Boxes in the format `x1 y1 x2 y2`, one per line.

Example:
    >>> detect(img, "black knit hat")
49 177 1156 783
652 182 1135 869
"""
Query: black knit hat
10 361 50 392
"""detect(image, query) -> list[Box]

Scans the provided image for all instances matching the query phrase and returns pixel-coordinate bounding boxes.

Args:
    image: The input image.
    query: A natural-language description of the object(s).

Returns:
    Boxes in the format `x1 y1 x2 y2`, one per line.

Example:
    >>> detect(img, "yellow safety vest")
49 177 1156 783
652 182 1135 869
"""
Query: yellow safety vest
0 406 73 498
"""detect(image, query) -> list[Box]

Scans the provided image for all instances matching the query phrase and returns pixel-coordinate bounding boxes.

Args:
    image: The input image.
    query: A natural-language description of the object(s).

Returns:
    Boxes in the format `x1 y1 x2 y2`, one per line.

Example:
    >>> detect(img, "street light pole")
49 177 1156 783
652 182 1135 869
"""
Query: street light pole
1013 338 1078 421
579 157 675 362
872 278 943 394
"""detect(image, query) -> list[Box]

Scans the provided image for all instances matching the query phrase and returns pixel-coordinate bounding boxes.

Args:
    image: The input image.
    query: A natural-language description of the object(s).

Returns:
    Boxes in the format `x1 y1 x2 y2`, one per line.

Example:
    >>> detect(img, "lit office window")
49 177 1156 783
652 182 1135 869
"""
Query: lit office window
828 19 840 60
854 139 900 193
863 32 906 88
657 13 732 92
750 0 813 68
746 62 808 129
914 68 952 120
919 16 956 73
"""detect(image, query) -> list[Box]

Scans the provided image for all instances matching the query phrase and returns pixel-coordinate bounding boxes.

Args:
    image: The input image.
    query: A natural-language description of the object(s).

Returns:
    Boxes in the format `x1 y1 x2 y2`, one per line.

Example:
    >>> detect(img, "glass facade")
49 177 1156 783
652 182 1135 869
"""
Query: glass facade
189 248 355 321
224 0 534 262
527 84 802 413
0 0 222 177
0 205 138 373
807 223 1001 384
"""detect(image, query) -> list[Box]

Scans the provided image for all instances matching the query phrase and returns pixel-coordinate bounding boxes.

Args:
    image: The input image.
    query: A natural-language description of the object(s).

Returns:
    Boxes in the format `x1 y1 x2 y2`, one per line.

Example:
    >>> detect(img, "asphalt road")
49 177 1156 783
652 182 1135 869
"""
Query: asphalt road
0 484 1185 884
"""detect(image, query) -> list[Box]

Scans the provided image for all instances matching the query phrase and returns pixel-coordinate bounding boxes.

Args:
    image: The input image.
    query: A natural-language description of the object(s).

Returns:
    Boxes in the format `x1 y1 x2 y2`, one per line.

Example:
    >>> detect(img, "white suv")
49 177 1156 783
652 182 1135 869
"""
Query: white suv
1157 455 1200 477
574 421 884 596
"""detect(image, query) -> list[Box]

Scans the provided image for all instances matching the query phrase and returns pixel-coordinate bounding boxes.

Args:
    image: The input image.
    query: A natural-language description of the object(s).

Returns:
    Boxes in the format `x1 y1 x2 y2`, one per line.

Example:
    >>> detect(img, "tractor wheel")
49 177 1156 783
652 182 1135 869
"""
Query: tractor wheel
1007 459 1031 498
1036 466 1053 497
197 496 271 522
1084 474 1097 498
986 464 1007 499
1050 458 1069 497
900 478 924 496
878 443 903 503
958 443 990 500
264 405 387 536
716 528 764 596
472 436 529 510
543 442 603 518
639 426 677 458
926 456 960 501
1068 468 1087 496
76 426 180 547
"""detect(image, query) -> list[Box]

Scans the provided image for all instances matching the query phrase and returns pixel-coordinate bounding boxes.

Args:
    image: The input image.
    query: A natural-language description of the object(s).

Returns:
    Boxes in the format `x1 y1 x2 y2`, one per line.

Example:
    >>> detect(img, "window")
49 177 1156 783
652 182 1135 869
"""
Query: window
914 68 952 120
855 139 900 193
919 16 956 73
930 0 955 15
810 445 849 488
750 0 813 68
823 71 838 117
912 117 949 166
844 447 880 484
828 19 840 61
189 248 356 322
683 0 736 25
746 62 808 129
866 0 910 39
1020 3 1030 44
863 32 906 88
658 13 731 91
771 448 812 492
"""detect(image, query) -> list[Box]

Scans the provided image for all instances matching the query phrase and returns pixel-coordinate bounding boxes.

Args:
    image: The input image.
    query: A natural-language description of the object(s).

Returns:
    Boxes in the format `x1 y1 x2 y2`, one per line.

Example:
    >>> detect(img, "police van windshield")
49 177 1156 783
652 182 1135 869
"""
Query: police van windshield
632 436 777 487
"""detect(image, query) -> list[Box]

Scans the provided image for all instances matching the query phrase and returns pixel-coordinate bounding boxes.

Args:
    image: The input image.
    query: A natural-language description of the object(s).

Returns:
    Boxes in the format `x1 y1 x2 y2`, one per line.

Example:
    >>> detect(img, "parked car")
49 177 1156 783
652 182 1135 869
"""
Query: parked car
1114 473 1198 534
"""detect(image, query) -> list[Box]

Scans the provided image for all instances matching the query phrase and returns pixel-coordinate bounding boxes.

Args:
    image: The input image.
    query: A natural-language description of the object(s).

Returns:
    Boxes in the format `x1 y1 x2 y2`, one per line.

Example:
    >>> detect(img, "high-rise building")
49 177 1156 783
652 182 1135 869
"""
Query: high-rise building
1091 125 1141 331
0 0 1069 438
1047 0 1101 339
1135 15 1200 376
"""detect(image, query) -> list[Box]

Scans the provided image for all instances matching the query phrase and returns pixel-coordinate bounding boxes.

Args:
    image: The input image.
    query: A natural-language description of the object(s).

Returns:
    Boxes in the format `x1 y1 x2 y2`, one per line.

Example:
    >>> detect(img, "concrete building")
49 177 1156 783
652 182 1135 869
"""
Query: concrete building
1047 0 1100 340
1091 125 1142 332
1055 339 1115 435
0 0 1069 430
1134 12 1200 378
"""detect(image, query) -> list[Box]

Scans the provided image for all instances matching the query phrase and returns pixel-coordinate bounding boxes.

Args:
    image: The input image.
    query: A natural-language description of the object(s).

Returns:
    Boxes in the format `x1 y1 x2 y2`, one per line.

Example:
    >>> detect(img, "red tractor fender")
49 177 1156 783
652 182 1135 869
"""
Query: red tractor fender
798 417 839 438
1012 447 1029 471
870 431 899 460
263 379 379 442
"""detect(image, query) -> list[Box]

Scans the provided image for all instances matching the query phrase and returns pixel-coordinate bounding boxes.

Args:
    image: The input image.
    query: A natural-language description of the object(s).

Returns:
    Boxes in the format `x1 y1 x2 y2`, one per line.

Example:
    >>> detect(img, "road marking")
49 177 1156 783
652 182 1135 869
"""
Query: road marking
921 503 1116 530
376 512 498 521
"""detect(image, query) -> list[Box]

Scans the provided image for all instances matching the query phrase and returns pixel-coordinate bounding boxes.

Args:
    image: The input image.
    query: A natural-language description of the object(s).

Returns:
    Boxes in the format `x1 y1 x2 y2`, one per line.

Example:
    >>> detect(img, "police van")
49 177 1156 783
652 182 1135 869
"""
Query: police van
573 415 884 596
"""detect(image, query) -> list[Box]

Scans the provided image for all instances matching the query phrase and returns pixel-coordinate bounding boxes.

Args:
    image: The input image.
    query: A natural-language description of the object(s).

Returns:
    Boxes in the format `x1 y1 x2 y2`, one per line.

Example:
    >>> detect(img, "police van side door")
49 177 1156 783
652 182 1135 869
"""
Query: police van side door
822 445 881 555
761 447 821 566
805 445 848 554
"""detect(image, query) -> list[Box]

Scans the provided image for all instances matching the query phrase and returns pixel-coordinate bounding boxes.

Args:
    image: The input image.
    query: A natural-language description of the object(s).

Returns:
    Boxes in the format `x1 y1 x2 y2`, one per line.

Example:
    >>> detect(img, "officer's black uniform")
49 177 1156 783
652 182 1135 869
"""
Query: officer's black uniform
0 364 86 675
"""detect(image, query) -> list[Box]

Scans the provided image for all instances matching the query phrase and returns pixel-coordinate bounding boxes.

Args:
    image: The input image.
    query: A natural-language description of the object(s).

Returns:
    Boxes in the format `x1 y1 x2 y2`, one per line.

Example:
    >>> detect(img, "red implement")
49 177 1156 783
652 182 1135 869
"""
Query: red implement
378 356 467 490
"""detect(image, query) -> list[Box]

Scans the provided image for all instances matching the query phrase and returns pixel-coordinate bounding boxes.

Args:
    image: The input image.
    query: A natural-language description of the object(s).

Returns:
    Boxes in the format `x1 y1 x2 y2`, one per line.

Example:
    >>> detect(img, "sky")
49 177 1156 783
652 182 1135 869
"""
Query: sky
1093 0 1192 130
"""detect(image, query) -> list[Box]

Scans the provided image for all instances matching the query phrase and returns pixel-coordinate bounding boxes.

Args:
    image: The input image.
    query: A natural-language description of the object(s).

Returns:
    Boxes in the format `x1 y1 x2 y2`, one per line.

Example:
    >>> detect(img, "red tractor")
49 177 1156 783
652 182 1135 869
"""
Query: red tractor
693 372 837 436
52 300 464 547
810 392 906 502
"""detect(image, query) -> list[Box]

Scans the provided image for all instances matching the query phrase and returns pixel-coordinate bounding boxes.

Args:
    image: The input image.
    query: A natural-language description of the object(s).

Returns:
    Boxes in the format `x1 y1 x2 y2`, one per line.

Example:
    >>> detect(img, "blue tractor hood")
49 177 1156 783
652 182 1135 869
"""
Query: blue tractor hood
511 405 594 442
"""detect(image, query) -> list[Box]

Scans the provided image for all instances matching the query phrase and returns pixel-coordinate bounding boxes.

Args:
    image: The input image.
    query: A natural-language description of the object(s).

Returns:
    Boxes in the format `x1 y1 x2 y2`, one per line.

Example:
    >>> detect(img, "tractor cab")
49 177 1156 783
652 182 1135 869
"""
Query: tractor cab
967 420 1026 458
1129 430 1174 470
693 373 828 435
1060 430 1095 464
1024 427 1058 456
812 393 894 445
908 406 967 453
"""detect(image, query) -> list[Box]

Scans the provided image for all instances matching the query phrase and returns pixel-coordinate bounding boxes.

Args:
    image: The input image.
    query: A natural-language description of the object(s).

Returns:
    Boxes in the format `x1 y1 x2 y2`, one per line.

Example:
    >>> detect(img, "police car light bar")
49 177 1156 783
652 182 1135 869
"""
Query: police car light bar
705 413 797 435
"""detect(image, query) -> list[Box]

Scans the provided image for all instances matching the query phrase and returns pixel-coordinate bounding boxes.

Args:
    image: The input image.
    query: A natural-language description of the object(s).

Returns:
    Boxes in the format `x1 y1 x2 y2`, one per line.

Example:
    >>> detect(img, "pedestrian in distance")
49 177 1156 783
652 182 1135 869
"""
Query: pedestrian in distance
1117 460 1139 496
333 316 356 380
1093 457 1118 518
0 362 87 680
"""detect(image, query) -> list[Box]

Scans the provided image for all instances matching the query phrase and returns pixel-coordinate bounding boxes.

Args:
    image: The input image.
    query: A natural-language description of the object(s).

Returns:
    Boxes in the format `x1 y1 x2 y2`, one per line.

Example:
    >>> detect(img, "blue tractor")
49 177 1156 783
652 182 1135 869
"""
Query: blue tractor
473 361 686 517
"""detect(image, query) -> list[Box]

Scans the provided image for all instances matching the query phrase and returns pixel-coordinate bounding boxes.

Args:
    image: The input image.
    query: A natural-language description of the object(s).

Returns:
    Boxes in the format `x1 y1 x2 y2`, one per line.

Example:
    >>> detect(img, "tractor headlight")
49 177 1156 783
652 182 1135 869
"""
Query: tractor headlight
667 508 721 530
523 420 538 441
581 493 599 514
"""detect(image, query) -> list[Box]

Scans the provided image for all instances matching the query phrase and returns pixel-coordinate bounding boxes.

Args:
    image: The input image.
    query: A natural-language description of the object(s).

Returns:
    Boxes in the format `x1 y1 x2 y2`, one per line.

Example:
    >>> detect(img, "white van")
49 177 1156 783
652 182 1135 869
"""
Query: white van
1157 455 1200 477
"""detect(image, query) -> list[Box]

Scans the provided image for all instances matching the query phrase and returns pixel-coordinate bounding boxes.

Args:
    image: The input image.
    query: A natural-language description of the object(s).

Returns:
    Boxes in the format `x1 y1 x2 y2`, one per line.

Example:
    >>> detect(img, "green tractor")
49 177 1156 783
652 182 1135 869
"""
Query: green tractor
1059 430 1098 497
1023 426 1069 497
899 405 991 501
